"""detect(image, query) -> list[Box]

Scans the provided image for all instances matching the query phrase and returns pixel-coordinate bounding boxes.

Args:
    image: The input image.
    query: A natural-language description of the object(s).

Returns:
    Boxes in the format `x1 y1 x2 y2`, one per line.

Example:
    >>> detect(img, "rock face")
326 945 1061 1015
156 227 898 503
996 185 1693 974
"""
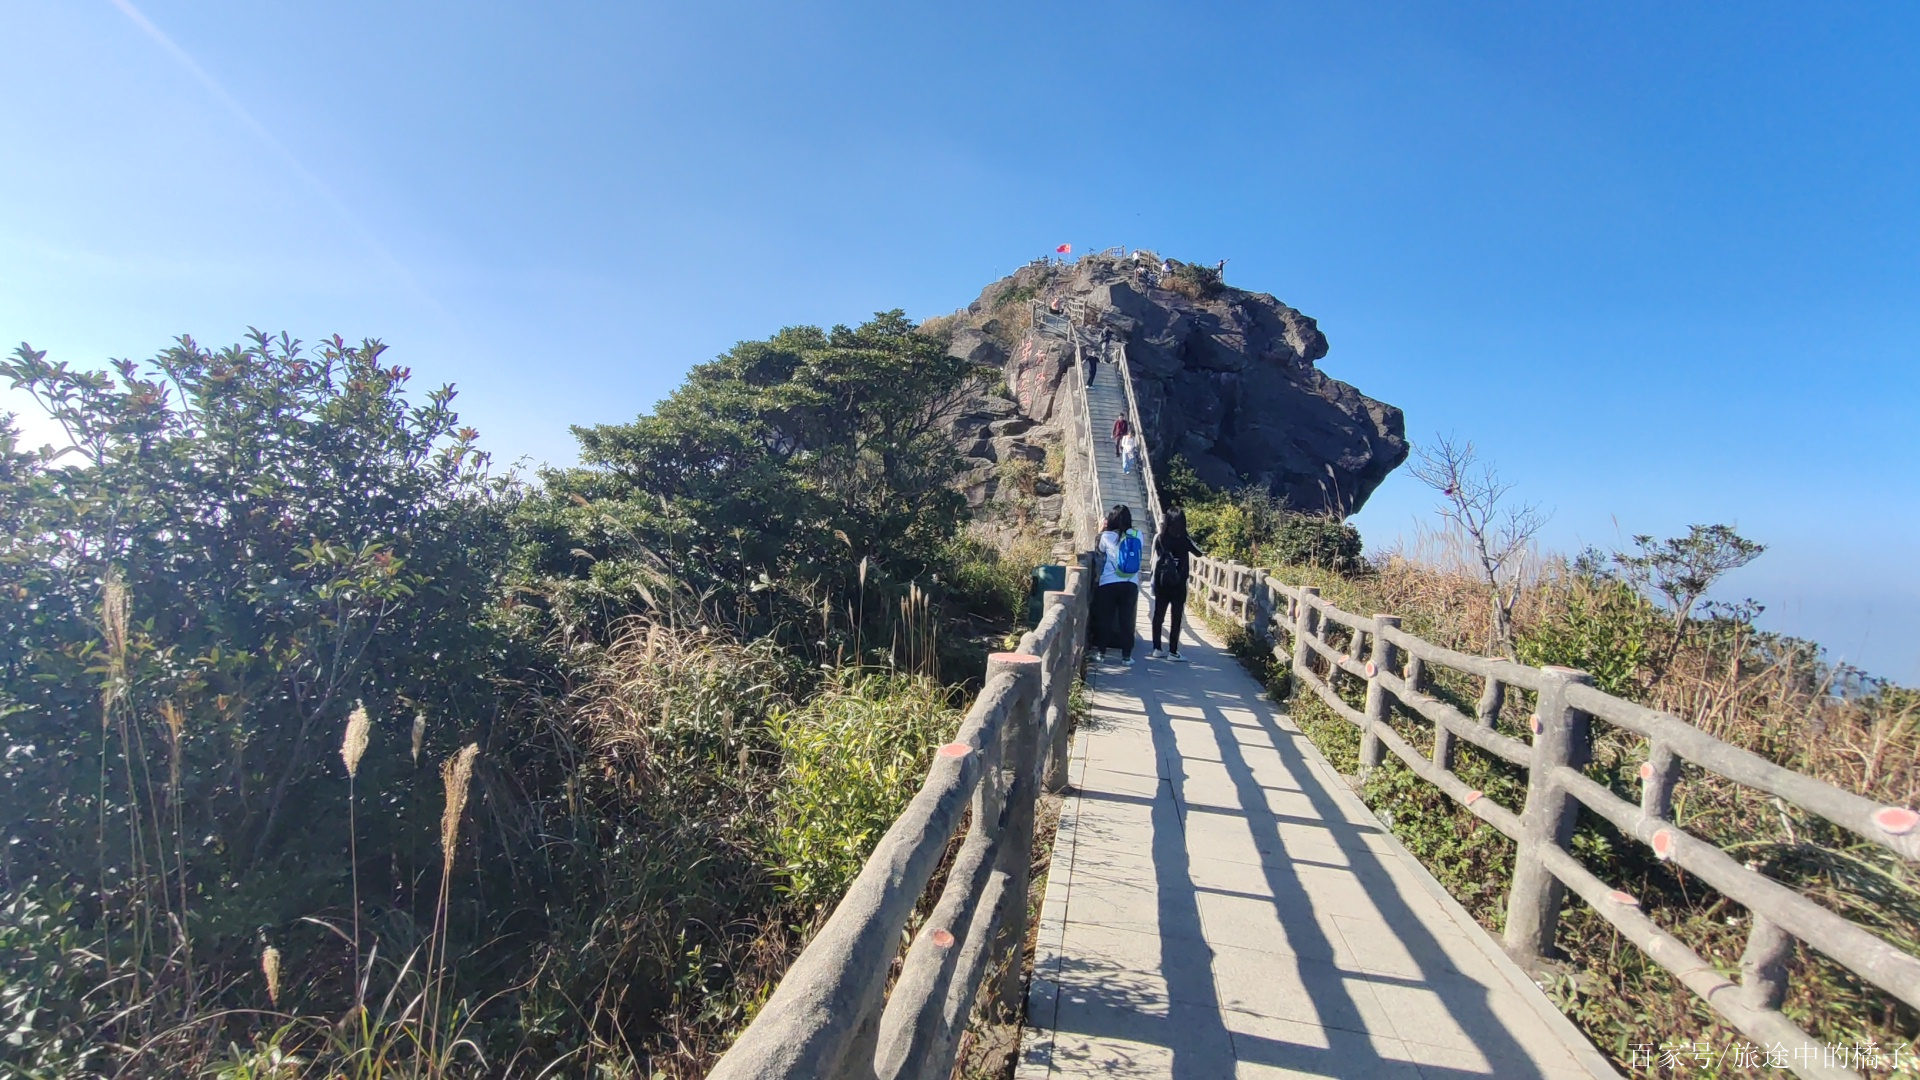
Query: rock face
938 253 1408 517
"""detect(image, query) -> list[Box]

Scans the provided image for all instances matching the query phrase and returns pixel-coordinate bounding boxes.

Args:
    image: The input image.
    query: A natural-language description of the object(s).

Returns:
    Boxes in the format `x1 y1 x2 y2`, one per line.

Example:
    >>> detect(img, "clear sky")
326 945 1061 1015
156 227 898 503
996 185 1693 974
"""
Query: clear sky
5 2 1918 680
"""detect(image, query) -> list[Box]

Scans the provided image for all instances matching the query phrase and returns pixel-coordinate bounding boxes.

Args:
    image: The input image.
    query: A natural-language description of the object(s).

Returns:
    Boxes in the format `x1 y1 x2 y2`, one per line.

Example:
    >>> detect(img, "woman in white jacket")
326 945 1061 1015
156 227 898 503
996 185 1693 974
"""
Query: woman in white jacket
1089 504 1143 665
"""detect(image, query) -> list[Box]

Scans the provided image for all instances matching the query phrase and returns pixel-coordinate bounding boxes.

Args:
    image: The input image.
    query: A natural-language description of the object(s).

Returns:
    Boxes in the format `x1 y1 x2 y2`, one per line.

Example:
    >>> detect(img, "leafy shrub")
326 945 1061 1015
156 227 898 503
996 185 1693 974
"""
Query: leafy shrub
1159 455 1214 507
1185 499 1255 562
1169 457 1364 575
0 886 105 1078
765 673 961 908
1269 514 1363 573
945 532 1050 625
1516 574 1660 696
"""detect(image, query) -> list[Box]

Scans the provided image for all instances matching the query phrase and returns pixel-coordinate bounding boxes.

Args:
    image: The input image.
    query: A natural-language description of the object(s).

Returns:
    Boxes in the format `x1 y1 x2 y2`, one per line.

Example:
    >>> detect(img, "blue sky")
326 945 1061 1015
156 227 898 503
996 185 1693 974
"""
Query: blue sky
4 2 1918 680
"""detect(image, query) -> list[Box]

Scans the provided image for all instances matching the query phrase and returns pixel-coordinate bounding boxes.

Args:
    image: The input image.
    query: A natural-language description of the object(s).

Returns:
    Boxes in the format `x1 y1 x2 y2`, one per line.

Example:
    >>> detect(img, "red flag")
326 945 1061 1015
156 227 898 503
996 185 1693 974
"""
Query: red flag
1055 243 1071 254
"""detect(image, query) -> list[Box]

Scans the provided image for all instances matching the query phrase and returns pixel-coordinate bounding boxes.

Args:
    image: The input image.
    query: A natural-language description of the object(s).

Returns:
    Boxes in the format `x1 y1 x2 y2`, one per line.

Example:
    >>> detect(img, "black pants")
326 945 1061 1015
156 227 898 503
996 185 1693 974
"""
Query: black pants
1151 582 1188 654
1089 581 1138 659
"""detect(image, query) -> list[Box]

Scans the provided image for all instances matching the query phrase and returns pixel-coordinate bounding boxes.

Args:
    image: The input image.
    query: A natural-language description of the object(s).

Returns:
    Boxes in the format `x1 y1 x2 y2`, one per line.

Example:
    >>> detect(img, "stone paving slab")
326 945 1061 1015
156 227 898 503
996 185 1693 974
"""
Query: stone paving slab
1018 602 1619 1080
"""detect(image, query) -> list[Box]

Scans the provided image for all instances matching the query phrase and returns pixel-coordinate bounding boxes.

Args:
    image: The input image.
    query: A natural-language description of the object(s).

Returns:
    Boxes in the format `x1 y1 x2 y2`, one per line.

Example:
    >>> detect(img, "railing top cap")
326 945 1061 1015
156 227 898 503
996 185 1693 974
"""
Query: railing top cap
987 651 1043 666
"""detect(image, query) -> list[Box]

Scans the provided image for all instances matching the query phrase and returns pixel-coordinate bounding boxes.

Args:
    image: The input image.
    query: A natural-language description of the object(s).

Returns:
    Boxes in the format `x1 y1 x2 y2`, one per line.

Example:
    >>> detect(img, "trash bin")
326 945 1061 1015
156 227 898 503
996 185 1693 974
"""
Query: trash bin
1027 564 1067 628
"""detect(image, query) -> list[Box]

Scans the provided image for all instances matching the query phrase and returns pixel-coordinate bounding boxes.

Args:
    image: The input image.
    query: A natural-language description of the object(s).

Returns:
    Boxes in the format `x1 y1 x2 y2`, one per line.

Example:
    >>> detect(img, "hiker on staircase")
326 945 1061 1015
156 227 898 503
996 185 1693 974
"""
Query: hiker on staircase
1111 415 1130 460
1090 505 1143 666
1148 507 1204 662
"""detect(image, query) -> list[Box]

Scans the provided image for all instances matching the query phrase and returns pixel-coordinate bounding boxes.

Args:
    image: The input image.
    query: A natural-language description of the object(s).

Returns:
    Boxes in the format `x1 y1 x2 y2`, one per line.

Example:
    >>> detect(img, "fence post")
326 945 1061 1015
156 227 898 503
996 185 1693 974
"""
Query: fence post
1249 569 1271 642
1360 616 1400 775
1408 655 1450 769
1640 741 1678 821
1503 665 1594 970
1739 915 1794 1011
1477 676 1506 728
1290 587 1321 688
1043 573 1083 794
988 652 1045 1019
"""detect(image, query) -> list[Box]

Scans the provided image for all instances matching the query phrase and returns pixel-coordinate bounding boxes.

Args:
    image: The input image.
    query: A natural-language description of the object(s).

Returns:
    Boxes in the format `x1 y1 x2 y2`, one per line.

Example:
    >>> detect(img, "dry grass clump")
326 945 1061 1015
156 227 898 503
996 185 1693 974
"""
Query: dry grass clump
917 311 961 342
572 620 792 790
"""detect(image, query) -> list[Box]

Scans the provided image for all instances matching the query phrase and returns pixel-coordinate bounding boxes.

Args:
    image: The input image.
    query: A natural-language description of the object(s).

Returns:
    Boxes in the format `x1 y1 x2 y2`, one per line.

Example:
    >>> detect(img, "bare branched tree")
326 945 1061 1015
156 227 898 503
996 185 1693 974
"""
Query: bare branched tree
1408 435 1550 658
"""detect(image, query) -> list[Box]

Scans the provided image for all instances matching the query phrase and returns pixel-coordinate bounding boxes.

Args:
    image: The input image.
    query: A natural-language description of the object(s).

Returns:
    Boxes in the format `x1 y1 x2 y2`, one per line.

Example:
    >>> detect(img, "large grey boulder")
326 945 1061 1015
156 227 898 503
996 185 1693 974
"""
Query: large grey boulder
931 253 1407 517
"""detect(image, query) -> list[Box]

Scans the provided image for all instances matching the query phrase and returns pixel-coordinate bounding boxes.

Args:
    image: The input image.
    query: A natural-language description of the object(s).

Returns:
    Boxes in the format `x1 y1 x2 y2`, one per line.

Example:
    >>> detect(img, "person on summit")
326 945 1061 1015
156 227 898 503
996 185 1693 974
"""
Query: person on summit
1148 507 1205 661
1089 505 1143 666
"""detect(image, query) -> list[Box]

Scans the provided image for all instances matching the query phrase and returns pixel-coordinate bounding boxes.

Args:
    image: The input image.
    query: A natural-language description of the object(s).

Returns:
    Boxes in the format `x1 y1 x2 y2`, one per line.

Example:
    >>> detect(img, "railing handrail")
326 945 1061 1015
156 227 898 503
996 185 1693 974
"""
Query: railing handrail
1069 333 1103 538
1190 554 1920 1080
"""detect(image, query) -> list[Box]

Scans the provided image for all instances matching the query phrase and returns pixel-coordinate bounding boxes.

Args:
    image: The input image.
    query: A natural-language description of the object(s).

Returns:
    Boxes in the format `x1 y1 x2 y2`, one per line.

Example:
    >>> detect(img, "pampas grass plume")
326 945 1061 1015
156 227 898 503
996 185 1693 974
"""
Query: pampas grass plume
439 743 479 870
341 702 371 780
411 711 427 765
261 944 282 1006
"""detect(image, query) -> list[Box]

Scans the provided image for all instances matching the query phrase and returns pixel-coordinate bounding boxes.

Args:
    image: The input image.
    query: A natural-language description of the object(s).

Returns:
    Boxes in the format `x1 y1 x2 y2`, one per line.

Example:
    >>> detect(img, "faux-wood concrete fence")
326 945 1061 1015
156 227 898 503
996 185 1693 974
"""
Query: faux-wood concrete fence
1193 555 1920 1080
708 562 1092 1080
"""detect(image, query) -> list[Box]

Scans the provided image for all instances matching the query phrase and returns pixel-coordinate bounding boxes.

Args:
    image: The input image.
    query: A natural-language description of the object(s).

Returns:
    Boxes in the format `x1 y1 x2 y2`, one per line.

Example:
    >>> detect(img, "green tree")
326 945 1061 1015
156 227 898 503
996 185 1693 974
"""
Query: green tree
0 332 509 968
516 311 982 644
1614 524 1765 670
1615 524 1766 636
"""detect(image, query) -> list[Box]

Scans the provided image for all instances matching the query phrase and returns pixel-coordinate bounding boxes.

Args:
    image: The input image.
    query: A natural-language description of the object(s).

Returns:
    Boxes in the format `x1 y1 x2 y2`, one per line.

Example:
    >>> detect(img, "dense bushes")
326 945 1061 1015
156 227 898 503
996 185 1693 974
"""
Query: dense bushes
0 314 1016 1078
1163 454 1362 571
766 673 961 909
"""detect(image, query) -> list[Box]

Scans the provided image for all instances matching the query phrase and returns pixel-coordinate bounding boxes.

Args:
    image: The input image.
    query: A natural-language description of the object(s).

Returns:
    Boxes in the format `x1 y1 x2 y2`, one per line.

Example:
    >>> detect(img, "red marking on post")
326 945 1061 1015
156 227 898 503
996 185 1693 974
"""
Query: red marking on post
937 743 971 759
1339 654 1352 666
1874 806 1920 836
930 928 955 948
1637 762 1654 781
988 651 1042 666
1652 829 1674 860
1465 790 1483 806
1529 714 1542 735
1609 890 1639 907
1364 661 1378 678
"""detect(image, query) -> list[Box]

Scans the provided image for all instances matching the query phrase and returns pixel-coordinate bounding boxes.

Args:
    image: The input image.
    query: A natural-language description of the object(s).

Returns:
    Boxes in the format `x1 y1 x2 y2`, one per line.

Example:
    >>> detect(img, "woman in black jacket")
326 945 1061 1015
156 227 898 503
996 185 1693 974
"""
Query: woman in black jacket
1149 507 1204 661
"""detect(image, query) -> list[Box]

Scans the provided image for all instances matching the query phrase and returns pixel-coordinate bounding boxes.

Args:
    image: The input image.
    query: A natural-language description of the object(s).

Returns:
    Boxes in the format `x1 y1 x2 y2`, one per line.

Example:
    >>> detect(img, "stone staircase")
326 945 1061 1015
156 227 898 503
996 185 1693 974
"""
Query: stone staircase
1082 348 1156 562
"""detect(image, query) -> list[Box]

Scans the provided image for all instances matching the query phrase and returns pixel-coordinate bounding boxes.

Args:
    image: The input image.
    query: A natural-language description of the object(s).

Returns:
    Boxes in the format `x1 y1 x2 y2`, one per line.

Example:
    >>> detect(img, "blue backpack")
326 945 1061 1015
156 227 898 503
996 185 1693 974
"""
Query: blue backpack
1116 529 1144 577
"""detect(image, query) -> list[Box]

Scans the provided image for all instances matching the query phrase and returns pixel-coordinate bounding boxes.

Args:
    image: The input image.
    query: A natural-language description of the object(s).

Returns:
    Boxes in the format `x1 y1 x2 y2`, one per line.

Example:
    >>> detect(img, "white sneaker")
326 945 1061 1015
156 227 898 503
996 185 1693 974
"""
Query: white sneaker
1148 648 1165 659
1122 657 1135 667
1169 652 1190 663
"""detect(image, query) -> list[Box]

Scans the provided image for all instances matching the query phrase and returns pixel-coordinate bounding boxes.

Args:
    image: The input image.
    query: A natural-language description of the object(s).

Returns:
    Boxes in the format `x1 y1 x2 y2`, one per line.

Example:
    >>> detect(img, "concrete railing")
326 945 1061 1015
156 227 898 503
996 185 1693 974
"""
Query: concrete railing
1192 556 1920 1080
709 570 1093 1078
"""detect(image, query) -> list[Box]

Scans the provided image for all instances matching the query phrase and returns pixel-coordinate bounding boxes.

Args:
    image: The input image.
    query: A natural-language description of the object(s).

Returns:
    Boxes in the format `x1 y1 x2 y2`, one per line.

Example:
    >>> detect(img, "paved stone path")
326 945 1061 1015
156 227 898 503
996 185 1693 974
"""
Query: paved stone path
1018 604 1620 1079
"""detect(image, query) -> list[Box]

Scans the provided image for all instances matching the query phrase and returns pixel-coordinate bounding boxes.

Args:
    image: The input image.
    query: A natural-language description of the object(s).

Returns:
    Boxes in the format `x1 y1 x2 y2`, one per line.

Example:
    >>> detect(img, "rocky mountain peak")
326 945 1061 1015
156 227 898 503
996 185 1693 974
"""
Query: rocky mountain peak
938 252 1408 517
